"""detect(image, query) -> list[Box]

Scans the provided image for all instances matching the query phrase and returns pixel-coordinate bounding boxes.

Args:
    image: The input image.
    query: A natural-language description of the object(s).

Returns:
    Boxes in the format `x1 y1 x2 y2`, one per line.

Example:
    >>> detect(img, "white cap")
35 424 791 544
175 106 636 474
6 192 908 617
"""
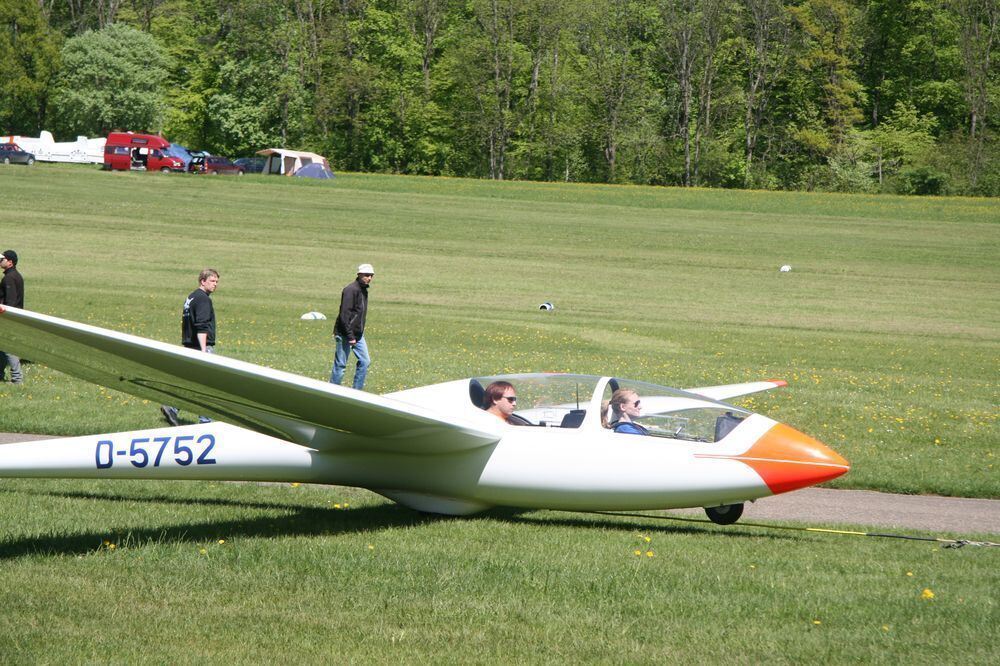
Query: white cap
357 263 375 275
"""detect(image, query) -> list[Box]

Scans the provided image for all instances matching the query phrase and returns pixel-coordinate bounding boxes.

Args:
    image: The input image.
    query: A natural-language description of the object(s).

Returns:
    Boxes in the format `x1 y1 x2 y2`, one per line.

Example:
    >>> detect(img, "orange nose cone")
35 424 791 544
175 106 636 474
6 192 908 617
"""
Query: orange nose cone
740 423 850 495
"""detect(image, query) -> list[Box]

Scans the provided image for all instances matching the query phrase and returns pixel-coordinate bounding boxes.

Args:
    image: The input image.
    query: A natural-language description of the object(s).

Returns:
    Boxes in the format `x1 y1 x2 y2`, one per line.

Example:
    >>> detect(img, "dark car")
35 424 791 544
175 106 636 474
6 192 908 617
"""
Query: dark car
0 143 36 165
188 155 244 175
233 156 266 173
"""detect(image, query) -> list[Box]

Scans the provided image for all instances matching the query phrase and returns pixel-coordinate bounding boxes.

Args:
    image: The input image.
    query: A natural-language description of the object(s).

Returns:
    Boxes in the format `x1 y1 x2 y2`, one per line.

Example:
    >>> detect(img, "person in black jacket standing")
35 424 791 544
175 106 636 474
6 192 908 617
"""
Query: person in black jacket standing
161 268 219 426
330 263 374 390
0 250 25 383
181 268 220 353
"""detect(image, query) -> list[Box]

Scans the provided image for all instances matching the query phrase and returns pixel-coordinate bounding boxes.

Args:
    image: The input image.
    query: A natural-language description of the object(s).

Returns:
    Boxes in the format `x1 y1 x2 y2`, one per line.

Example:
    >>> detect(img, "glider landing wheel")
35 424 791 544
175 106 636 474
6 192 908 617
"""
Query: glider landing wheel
705 503 744 525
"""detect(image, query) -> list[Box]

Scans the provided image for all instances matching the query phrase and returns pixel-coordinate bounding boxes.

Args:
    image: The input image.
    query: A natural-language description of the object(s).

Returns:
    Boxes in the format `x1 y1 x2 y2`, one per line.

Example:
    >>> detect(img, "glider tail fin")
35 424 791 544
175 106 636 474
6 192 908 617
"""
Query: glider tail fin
684 380 788 402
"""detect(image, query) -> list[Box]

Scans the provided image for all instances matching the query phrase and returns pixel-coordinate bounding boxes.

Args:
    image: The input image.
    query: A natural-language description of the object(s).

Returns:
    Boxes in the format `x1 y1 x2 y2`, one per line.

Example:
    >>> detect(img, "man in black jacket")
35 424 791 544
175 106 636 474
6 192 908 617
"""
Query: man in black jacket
0 250 24 383
161 268 220 426
181 269 219 352
329 263 374 390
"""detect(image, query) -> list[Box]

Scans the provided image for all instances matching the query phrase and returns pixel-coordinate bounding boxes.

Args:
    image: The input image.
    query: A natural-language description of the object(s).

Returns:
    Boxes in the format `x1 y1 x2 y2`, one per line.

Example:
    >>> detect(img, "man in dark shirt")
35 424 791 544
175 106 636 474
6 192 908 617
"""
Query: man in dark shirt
182 269 219 352
0 250 24 383
329 263 374 390
161 268 220 425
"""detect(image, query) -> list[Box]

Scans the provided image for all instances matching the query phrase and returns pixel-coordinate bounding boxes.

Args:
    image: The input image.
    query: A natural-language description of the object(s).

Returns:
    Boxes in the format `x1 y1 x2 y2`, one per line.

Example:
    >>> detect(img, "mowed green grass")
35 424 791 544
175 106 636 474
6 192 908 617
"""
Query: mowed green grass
1 164 996 495
1 480 997 663
0 165 997 662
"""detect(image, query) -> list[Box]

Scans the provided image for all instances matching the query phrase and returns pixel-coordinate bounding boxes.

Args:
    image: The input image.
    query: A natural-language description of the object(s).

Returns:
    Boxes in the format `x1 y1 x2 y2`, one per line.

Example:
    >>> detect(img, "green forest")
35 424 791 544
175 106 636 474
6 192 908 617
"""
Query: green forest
2 0 998 195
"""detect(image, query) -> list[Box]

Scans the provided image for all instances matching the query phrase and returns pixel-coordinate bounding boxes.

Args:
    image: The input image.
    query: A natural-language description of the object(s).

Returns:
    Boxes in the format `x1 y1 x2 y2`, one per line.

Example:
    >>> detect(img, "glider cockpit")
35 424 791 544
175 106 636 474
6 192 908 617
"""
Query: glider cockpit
465 373 750 442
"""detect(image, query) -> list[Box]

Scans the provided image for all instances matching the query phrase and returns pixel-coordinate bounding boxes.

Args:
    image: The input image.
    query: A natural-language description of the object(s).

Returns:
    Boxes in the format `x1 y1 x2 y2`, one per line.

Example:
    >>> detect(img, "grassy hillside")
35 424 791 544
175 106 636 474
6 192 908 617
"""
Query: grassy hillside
0 165 997 662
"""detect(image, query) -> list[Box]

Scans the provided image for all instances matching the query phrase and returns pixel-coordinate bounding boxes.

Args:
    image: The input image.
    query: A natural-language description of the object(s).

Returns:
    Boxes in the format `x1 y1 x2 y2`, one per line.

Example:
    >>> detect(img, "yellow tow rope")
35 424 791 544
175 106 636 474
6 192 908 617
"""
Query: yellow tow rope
588 511 1000 548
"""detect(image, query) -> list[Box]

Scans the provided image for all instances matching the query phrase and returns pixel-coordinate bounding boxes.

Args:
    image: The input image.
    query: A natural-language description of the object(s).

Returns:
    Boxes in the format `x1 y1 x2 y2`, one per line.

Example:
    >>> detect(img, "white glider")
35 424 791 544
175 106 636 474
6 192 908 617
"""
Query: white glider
0 306 849 523
3 131 105 164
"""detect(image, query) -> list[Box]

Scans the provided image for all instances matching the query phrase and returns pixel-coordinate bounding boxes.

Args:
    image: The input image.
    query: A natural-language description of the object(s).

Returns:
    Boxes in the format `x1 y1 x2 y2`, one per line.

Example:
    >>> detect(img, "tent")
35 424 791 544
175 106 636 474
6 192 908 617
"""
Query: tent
294 163 335 179
255 148 330 176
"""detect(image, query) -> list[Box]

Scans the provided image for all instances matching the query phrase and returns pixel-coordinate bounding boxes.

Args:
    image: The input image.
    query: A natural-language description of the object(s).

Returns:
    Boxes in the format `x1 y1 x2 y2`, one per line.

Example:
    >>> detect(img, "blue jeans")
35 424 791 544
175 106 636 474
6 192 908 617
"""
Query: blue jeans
330 335 370 390
0 352 22 382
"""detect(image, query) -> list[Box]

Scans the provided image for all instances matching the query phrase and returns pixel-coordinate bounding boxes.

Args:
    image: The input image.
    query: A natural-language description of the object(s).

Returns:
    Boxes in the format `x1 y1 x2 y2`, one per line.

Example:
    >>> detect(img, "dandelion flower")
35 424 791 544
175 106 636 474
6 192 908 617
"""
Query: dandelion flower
218 539 226 545
367 544 375 551
290 482 300 488
199 548 207 555
645 550 654 558
633 549 642 556
812 620 821 625
882 625 890 632
906 572 913 576
922 588 935 600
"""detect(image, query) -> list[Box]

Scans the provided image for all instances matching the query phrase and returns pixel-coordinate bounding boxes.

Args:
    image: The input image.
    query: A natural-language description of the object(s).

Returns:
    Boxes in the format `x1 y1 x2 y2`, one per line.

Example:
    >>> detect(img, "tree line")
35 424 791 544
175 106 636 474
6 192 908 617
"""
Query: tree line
2 0 997 195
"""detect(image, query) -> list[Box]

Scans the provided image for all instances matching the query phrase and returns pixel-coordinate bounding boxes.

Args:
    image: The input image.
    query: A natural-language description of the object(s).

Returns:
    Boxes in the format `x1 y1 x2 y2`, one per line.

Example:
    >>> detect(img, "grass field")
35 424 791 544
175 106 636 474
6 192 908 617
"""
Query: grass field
0 164 997 661
1 479 997 663
1 164 996 496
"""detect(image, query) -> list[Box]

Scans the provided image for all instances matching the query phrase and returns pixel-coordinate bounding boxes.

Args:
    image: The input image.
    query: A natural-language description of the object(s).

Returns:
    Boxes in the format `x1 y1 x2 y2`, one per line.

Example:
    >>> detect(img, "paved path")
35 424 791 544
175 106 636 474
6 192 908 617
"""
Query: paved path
667 487 998 535
2 433 997 535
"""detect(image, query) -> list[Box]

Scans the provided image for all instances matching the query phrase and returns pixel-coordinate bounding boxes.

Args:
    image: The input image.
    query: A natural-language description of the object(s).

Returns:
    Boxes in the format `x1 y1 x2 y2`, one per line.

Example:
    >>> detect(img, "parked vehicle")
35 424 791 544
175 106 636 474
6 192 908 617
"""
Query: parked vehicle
233 156 266 173
0 143 36 165
164 143 195 170
189 155 244 175
103 132 185 172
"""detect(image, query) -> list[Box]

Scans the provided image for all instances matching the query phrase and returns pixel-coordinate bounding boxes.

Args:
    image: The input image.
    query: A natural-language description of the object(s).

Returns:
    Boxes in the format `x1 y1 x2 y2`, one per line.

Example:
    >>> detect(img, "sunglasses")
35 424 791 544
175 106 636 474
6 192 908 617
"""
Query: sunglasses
502 396 517 403
629 400 641 407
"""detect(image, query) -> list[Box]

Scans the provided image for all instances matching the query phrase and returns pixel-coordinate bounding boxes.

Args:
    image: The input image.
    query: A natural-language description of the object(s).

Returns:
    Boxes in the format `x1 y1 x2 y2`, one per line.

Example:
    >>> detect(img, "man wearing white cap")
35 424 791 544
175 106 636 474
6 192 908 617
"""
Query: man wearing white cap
330 263 374 390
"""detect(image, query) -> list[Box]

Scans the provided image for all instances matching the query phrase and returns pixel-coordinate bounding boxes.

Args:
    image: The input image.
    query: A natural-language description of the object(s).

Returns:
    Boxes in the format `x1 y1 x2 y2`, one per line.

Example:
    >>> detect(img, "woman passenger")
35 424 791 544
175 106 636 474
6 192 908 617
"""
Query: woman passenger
602 388 649 435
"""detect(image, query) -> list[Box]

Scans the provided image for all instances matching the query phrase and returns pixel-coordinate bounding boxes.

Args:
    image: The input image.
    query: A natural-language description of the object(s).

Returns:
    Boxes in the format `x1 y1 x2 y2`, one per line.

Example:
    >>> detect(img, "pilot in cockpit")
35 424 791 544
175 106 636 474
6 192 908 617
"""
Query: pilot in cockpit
602 388 649 435
483 380 523 425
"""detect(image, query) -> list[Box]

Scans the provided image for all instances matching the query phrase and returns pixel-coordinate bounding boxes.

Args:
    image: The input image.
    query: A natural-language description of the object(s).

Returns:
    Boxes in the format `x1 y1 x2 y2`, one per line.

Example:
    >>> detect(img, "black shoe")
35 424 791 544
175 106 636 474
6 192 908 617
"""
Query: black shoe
160 405 180 427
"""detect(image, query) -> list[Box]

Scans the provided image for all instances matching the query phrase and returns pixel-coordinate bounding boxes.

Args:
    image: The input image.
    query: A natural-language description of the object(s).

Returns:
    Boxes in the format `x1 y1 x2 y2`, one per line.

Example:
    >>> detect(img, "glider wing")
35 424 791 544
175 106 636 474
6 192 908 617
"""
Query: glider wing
0 306 500 453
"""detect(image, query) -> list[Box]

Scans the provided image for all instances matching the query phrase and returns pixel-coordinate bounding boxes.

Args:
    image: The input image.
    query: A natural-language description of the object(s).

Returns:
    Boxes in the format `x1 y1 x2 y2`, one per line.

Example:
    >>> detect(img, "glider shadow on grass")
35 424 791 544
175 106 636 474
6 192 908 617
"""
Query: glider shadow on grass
0 488 793 560
0 488 437 560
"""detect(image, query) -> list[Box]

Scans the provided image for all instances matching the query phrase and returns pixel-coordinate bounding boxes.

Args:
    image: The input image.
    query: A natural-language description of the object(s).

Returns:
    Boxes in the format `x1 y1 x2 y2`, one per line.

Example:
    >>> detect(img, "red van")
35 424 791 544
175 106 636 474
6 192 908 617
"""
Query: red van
103 132 185 172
